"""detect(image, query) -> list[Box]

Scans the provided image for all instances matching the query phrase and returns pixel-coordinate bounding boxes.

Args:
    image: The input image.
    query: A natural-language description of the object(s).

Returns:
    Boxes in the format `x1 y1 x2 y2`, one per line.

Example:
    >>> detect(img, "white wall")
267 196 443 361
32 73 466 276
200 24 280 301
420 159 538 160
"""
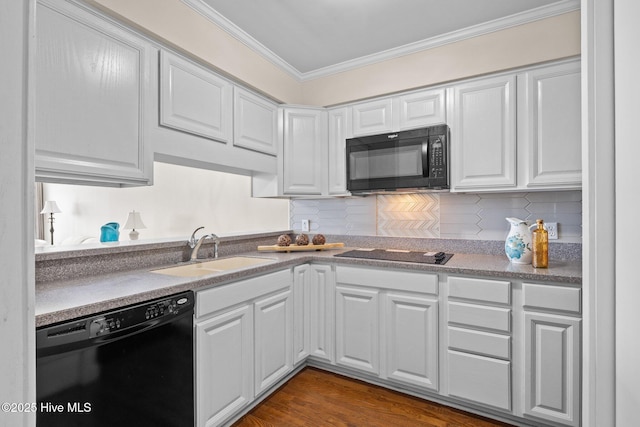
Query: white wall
87 0 580 107
87 0 304 104
615 0 640 424
303 11 581 106
41 162 289 244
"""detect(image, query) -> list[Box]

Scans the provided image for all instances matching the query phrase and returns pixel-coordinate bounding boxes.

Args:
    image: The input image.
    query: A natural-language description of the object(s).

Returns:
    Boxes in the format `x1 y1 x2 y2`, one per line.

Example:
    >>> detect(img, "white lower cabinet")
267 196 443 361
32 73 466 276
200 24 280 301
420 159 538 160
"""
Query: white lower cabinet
448 350 511 411
254 289 293 396
194 265 581 427
335 285 380 374
335 265 439 391
293 264 336 365
308 265 336 362
522 283 581 427
196 305 253 427
446 276 513 412
384 292 438 391
195 269 292 427
292 265 311 364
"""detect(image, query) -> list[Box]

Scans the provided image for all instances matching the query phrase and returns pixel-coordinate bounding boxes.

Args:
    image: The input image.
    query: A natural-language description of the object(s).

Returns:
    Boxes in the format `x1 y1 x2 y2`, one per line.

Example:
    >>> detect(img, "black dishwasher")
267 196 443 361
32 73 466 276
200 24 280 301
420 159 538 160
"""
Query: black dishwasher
36 291 194 427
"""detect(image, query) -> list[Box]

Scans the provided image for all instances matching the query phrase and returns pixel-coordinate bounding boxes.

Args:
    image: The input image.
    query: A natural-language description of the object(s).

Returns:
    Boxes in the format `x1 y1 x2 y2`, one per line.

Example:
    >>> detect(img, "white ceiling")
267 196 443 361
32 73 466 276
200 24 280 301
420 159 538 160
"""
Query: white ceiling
185 0 579 79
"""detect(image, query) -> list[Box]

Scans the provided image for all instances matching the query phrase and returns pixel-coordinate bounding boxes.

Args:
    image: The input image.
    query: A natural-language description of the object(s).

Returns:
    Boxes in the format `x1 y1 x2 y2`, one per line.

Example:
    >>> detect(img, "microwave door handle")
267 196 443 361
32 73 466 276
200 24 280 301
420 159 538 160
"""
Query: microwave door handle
421 141 430 177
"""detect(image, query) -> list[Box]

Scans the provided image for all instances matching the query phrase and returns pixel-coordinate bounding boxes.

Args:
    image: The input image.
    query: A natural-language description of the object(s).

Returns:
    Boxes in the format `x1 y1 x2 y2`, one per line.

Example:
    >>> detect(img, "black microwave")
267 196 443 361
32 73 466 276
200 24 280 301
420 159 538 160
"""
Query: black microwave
346 125 449 193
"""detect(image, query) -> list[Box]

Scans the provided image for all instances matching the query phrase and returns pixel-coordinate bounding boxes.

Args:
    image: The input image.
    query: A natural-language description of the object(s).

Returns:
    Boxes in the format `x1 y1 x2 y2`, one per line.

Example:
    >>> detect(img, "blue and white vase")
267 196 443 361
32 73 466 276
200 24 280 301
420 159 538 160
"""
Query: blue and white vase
505 217 533 264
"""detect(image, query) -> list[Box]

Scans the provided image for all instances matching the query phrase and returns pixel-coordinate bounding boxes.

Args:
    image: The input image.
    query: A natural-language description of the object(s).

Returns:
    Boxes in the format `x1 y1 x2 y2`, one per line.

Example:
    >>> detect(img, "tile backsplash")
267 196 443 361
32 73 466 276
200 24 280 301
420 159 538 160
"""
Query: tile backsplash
291 191 582 243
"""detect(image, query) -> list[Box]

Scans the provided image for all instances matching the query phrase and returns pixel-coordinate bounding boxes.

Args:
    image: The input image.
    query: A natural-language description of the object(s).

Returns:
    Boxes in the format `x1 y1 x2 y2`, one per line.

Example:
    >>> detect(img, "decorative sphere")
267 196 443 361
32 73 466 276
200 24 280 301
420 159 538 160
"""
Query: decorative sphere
277 234 291 246
295 234 309 246
312 234 326 245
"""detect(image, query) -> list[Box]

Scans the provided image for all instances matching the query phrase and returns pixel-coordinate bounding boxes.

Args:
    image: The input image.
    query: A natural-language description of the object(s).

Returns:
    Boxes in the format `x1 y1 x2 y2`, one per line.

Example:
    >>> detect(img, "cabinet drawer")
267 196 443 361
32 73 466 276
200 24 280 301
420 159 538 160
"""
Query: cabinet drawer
448 276 511 305
448 350 511 411
523 283 581 314
196 269 291 317
336 266 438 295
448 302 511 333
448 327 510 360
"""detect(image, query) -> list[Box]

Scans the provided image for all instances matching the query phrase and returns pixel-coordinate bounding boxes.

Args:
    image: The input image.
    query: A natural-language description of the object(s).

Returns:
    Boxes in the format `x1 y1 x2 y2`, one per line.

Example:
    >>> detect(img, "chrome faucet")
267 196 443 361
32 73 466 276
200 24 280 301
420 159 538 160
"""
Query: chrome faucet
188 227 220 261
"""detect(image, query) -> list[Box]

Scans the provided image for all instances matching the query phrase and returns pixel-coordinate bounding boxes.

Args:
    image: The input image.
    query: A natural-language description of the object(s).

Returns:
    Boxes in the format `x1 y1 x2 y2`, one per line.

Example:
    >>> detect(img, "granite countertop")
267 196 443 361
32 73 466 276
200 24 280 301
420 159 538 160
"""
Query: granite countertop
35 245 582 328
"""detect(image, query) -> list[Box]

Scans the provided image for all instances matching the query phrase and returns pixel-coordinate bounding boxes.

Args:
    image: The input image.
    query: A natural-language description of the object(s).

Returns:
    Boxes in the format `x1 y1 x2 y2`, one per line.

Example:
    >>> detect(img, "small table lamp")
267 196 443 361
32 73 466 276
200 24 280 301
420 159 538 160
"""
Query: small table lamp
40 200 62 245
124 210 146 240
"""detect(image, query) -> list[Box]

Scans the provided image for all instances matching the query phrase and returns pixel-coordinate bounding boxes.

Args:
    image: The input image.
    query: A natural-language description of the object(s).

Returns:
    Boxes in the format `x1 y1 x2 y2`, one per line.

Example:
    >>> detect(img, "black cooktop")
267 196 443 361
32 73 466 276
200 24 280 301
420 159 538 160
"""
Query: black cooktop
334 249 453 265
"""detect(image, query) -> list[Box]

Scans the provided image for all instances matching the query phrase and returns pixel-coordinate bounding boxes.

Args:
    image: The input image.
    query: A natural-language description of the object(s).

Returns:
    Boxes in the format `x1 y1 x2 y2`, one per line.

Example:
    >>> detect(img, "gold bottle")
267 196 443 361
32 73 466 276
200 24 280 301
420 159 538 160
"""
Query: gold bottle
532 219 548 268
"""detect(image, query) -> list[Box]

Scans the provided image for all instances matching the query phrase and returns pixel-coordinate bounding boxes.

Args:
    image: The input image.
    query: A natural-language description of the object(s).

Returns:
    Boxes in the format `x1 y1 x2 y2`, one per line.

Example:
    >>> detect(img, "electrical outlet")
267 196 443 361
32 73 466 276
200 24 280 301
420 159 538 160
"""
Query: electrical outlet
301 219 310 232
546 222 558 240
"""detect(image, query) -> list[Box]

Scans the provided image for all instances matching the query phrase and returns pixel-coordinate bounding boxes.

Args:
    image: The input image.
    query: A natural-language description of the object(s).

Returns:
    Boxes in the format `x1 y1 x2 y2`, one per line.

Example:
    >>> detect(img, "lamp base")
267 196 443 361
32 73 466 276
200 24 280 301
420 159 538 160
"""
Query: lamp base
129 229 139 240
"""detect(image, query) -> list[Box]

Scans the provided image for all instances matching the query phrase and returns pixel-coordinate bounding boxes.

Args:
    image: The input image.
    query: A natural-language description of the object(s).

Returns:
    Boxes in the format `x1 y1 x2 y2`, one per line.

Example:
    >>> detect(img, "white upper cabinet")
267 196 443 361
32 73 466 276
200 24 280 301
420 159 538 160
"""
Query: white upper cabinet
450 59 581 192
449 74 517 191
154 50 277 175
282 107 328 195
518 61 582 188
233 87 278 155
398 88 446 130
352 98 394 136
160 50 232 143
352 88 446 137
327 107 351 195
35 0 154 186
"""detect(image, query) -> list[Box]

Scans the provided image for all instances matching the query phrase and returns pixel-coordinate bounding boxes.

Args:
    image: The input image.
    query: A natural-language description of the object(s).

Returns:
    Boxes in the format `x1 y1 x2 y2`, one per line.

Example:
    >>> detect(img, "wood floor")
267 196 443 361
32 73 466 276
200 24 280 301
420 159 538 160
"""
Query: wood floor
232 367 515 427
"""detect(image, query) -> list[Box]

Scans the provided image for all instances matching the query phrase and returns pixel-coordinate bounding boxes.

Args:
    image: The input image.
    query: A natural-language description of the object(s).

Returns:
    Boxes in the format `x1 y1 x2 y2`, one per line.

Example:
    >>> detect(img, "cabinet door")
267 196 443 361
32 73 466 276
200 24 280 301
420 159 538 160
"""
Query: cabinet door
196 305 253 427
292 265 311 364
352 98 393 136
327 107 350 195
398 88 446 130
309 265 335 363
282 108 327 195
519 61 582 188
35 0 152 186
384 293 438 391
234 86 278 155
335 285 379 374
450 74 517 190
160 50 232 143
524 312 580 427
254 289 293 396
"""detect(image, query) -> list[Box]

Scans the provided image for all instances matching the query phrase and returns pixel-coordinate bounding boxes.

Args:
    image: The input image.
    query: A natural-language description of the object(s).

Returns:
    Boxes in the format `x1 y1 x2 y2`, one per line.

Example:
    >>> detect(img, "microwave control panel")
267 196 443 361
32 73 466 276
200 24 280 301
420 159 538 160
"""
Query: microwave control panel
428 134 447 186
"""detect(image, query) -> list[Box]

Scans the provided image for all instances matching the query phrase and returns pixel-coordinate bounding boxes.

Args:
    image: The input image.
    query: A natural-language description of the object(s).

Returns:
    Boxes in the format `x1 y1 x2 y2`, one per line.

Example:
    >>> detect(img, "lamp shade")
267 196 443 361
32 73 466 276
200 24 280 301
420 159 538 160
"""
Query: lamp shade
124 211 146 230
40 200 61 214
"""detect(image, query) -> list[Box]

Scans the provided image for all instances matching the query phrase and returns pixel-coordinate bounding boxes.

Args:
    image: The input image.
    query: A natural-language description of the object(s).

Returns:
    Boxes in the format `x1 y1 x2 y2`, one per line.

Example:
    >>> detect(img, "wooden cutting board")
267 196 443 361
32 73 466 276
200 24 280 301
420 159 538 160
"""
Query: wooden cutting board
257 242 345 252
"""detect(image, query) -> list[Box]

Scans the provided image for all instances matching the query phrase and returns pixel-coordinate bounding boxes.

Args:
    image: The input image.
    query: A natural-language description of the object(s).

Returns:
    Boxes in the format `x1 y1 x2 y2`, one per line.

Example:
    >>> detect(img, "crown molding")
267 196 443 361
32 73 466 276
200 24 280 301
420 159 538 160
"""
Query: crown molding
181 0 301 79
181 0 580 82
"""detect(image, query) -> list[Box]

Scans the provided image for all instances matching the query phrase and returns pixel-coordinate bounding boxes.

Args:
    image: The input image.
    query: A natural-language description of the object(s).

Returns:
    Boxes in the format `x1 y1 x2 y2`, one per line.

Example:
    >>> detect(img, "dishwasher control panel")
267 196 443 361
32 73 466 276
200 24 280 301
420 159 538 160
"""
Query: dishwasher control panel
37 291 195 349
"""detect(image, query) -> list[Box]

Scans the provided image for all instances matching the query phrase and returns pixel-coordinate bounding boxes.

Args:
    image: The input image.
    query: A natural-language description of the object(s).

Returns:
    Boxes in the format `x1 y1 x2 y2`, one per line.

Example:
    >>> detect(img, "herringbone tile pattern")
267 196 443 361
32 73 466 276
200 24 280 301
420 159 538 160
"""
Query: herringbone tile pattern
376 193 440 237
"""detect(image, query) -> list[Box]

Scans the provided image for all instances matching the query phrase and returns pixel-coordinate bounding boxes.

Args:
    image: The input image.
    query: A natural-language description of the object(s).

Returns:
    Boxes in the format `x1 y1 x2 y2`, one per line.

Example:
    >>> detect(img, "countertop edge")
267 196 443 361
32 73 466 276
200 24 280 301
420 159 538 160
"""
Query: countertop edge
36 249 581 328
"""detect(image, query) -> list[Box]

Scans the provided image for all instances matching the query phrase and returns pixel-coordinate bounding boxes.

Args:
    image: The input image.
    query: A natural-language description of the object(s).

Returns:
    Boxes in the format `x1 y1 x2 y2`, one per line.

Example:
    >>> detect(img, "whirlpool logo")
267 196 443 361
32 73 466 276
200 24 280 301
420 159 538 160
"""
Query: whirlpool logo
387 134 399 139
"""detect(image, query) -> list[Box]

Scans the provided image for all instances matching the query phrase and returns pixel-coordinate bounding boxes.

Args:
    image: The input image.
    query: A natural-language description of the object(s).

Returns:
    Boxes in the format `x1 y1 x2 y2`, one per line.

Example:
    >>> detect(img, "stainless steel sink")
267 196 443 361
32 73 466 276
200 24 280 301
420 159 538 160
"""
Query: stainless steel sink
150 256 276 277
